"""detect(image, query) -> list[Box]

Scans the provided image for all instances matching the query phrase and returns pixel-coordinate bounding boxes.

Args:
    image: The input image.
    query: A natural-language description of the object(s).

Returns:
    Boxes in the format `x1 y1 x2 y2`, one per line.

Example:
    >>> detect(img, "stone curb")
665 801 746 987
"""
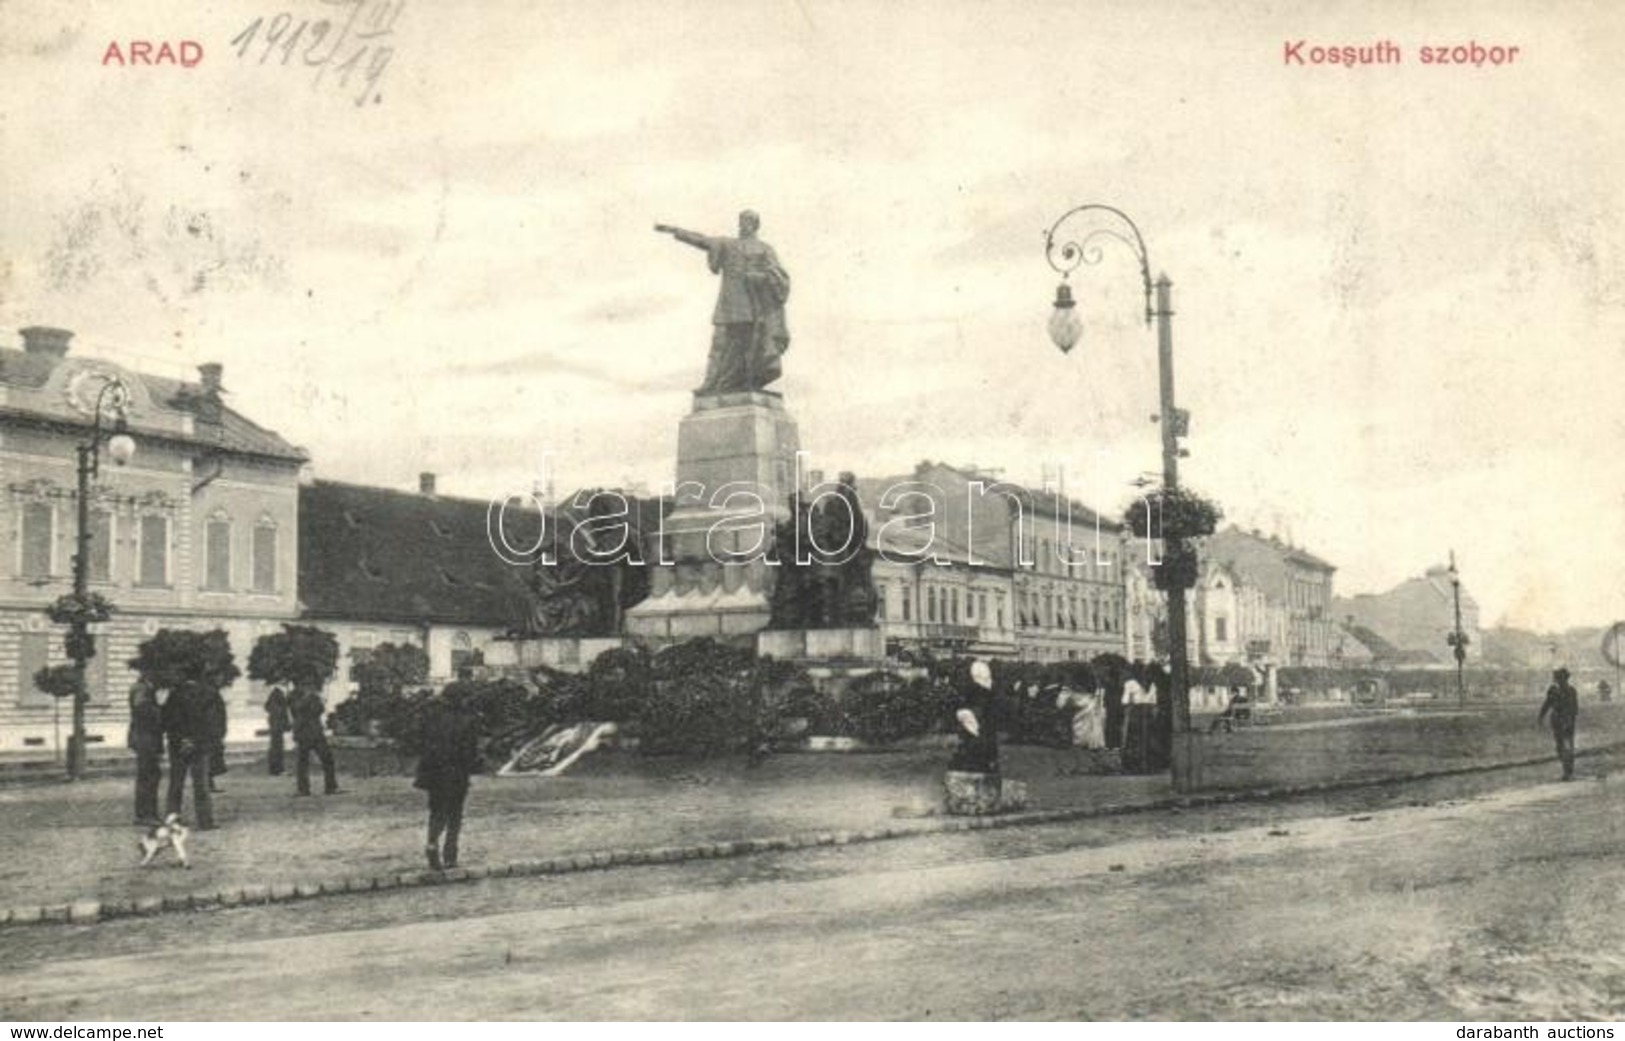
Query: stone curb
5 742 1617 931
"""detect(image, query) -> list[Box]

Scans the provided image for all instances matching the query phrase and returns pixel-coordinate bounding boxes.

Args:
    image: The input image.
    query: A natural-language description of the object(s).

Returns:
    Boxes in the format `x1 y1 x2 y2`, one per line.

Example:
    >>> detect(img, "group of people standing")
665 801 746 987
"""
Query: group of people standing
125 680 229 830
951 659 1175 777
125 682 343 830
261 686 341 796
131 674 484 873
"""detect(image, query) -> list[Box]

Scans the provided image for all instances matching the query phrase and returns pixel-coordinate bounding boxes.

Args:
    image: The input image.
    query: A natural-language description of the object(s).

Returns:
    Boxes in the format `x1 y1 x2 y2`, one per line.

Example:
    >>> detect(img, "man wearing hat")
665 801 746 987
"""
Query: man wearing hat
1537 667 1580 780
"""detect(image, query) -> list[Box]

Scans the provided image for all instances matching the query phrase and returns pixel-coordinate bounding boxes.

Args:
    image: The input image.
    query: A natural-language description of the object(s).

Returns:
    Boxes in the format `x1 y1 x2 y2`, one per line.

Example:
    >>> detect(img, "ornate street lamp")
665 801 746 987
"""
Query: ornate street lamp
1044 204 1198 792
65 376 135 780
1445 550 1468 708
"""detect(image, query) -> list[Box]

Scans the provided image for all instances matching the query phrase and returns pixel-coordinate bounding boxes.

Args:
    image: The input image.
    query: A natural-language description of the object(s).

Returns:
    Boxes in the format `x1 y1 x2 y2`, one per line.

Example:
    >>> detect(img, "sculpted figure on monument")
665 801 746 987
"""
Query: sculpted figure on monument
655 210 791 395
518 493 650 638
767 474 878 630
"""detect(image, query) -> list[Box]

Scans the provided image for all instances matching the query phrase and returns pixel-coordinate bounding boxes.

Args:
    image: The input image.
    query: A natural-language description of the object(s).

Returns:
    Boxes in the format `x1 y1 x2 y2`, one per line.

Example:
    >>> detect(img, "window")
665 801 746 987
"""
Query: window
88 510 113 583
978 592 988 622
20 502 53 577
901 591 912 622
996 595 1006 630
16 632 50 706
252 523 278 593
1215 616 1229 642
204 517 232 591
450 631 477 675
137 515 170 586
927 587 938 623
950 588 959 623
876 586 888 620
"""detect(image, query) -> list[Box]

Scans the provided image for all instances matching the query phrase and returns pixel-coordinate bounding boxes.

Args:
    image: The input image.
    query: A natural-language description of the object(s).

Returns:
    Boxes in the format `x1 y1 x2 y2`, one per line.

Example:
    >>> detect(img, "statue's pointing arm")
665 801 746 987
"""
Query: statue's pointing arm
654 224 712 252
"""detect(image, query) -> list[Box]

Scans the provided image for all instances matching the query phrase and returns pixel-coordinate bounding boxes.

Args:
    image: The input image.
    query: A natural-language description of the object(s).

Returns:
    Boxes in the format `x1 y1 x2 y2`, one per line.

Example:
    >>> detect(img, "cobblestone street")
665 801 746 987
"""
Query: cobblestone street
1 702 1618 918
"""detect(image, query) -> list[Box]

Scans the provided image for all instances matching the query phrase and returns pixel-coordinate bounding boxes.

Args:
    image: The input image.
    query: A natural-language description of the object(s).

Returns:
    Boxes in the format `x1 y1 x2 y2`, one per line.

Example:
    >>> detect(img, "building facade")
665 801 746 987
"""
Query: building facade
859 461 1129 663
1333 564 1484 666
0 327 306 754
1202 526 1339 667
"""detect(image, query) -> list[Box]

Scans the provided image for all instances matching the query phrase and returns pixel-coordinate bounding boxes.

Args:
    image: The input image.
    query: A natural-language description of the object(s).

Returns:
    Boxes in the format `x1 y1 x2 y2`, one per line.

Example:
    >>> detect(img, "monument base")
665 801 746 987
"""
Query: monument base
625 389 800 646
756 627 883 663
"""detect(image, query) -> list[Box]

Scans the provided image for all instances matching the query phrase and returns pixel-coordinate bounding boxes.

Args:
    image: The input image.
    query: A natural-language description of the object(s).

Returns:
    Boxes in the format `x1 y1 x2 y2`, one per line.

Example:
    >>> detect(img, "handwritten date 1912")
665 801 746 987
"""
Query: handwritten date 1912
230 0 403 106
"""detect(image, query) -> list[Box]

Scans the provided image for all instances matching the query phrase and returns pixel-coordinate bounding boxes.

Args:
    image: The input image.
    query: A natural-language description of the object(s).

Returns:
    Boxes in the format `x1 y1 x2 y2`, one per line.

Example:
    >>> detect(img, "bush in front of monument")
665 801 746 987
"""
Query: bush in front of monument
840 671 953 746
638 641 755 756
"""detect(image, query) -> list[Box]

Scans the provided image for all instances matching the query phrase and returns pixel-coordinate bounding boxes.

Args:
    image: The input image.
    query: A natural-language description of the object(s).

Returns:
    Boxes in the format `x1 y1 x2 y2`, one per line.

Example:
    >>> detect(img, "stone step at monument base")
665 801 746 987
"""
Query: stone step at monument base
485 637 628 674
756 627 883 664
623 584 772 644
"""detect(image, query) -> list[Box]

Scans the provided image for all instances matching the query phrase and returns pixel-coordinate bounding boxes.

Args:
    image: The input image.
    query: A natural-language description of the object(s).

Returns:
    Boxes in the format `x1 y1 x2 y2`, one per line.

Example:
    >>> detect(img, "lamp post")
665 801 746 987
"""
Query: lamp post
1043 204 1197 792
1445 550 1468 708
66 376 136 781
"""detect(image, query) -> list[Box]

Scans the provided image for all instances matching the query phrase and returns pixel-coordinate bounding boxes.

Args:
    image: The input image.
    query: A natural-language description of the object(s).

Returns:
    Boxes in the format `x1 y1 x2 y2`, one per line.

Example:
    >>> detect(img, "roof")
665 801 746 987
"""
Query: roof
0 347 306 463
298 480 542 627
911 461 1122 531
1209 526 1336 573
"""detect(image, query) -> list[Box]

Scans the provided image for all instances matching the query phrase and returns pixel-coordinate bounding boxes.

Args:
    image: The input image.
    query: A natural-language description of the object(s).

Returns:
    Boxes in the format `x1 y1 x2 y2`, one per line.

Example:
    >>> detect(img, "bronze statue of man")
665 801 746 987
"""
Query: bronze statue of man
655 210 791 395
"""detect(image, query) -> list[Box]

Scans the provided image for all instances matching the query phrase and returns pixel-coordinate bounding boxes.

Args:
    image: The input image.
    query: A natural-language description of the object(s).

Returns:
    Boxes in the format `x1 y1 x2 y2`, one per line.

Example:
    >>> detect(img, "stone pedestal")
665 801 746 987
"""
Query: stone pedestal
944 771 1029 816
757 627 883 663
625 391 800 643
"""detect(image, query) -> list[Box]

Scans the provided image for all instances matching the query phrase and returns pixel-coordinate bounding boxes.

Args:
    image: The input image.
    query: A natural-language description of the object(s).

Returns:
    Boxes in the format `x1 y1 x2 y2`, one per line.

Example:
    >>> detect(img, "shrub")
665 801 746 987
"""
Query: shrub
842 670 950 745
580 645 652 722
637 639 759 756
330 642 431 737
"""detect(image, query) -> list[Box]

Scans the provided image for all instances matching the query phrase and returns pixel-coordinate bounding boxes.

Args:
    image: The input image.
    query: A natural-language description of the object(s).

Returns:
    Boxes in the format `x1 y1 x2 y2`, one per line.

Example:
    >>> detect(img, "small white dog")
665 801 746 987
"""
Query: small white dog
138 813 191 868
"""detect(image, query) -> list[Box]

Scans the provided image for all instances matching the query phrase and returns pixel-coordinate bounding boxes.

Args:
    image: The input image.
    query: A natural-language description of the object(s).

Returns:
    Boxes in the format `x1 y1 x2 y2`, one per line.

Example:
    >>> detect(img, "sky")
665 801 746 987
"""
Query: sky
3 0 1623 632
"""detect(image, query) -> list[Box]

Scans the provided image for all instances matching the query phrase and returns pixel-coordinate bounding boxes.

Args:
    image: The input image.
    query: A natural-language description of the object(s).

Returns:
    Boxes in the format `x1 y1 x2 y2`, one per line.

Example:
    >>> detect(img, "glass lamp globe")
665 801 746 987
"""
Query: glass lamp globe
1048 283 1082 354
107 433 137 467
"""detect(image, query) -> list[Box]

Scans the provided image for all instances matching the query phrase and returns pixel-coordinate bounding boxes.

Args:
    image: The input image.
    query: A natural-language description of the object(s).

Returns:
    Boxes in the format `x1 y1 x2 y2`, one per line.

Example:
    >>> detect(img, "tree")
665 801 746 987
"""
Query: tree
248 624 340 692
350 642 429 697
33 664 80 701
329 642 431 737
128 629 241 693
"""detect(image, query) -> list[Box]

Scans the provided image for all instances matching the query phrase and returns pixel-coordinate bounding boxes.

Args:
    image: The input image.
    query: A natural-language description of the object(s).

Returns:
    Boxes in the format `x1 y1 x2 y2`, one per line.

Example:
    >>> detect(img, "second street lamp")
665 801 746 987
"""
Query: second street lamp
1446 550 1468 708
1043 204 1200 793
64 375 136 781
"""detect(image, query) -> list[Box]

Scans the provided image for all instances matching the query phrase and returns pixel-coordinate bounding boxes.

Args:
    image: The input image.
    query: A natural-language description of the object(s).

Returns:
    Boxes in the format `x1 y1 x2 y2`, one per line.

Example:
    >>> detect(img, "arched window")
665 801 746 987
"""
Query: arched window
203 509 232 591
252 516 279 593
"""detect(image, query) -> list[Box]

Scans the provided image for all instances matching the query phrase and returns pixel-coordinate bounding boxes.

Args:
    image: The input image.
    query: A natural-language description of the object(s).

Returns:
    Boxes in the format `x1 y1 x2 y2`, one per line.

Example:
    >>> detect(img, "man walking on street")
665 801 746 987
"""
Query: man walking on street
289 686 340 796
415 686 481 870
1538 666 1580 780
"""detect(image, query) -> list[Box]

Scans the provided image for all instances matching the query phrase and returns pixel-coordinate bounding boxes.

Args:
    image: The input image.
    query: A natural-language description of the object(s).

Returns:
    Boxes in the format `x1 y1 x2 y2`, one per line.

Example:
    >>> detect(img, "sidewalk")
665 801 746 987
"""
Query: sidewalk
1 702 1618 927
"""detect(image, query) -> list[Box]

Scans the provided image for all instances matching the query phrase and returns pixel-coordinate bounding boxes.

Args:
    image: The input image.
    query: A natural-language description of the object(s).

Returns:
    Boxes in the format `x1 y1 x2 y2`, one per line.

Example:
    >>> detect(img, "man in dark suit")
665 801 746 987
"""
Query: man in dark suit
1538 666 1580 780
127 681 164 824
264 686 291 776
289 687 340 796
161 682 215 830
414 688 482 870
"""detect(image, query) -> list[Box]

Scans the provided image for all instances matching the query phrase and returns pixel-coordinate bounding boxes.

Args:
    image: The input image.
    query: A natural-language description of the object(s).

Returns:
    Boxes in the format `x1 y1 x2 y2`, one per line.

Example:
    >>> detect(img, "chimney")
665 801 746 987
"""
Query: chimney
20 326 73 358
194 363 223 424
419 472 437 496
